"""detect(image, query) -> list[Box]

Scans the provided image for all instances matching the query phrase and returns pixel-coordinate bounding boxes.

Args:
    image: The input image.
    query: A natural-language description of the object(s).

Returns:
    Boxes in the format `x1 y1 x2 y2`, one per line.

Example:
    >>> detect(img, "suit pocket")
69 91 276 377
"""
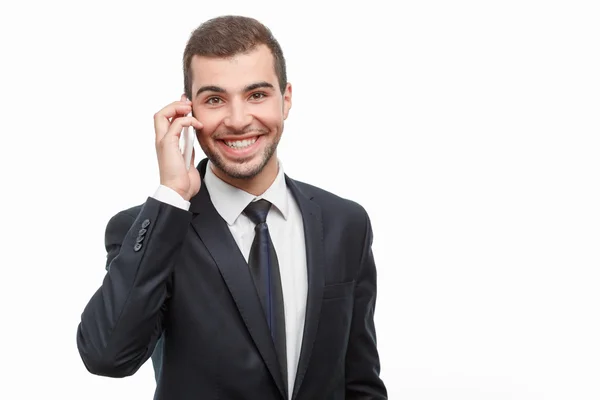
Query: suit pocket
322 281 355 300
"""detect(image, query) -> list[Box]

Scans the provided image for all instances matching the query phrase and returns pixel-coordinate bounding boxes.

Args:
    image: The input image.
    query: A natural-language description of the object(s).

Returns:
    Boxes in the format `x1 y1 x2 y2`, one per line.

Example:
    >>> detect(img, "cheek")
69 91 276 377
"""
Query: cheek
194 113 220 139
196 128 217 147
253 106 284 130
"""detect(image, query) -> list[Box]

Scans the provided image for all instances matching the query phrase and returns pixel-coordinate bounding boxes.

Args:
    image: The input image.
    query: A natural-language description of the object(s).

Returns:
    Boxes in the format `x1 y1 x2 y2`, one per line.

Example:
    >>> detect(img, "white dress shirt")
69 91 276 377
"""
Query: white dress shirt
152 160 307 398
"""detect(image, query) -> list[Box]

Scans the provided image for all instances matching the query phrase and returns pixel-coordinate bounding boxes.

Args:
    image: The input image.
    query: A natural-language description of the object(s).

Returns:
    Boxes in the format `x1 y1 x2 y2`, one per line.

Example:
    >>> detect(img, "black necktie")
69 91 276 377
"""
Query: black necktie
243 199 287 389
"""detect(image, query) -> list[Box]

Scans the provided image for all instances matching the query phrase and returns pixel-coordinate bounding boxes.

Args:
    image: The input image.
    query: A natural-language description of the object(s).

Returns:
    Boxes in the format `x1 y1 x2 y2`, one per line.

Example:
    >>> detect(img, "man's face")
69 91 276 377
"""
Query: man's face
190 45 292 180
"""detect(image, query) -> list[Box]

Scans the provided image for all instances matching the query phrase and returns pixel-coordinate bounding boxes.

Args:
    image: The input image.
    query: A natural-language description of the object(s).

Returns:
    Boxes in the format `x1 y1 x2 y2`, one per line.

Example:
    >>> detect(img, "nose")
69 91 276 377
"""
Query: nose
223 100 252 131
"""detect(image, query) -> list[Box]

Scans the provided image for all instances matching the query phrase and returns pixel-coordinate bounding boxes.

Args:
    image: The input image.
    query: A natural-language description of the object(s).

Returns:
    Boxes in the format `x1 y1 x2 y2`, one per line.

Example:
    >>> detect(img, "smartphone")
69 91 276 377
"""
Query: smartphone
180 113 195 170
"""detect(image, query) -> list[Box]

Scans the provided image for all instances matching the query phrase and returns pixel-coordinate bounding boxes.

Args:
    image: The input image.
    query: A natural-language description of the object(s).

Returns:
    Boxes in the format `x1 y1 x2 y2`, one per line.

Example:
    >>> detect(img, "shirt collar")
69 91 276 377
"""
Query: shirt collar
203 159 289 226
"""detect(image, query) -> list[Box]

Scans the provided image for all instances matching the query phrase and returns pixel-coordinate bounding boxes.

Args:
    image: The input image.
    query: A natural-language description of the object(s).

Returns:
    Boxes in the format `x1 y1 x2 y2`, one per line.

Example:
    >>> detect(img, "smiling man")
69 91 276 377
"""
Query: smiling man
190 46 288 189
76 15 387 400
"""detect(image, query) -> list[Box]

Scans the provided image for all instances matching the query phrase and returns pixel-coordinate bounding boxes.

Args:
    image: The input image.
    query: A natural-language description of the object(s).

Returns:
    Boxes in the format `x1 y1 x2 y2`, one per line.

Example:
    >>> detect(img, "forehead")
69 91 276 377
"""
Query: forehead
190 45 278 91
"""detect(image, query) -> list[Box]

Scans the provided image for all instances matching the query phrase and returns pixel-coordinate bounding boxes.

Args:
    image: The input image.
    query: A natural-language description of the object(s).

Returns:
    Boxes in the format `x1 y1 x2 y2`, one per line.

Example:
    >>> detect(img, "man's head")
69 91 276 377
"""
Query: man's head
183 15 292 186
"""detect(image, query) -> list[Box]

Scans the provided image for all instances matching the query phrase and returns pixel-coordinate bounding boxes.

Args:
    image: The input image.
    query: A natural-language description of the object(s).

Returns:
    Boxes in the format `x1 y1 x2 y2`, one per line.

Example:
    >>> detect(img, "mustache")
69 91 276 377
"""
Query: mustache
213 127 268 139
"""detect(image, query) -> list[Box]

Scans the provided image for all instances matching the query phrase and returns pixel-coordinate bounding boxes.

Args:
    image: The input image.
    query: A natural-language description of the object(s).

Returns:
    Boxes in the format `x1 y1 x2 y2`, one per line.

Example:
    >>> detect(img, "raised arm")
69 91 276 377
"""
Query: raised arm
76 198 191 377
77 95 203 377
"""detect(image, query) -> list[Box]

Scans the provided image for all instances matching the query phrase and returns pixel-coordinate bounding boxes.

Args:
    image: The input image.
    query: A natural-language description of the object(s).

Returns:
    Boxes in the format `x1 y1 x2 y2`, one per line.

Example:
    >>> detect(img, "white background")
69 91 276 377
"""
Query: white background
1 0 599 399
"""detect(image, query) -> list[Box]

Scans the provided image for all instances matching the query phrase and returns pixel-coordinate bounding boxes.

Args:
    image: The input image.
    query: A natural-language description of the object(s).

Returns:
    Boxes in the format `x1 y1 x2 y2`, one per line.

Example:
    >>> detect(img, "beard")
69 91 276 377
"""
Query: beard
198 127 280 180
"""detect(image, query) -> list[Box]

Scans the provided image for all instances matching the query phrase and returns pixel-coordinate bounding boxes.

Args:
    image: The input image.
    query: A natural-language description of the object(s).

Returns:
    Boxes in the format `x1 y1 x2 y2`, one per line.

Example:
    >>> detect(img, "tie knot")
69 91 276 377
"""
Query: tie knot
243 199 272 225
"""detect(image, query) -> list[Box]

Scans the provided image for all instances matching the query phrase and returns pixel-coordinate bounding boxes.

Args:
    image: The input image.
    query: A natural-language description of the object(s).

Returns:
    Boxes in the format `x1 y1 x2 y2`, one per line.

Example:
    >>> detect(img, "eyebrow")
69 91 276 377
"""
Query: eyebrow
195 81 275 97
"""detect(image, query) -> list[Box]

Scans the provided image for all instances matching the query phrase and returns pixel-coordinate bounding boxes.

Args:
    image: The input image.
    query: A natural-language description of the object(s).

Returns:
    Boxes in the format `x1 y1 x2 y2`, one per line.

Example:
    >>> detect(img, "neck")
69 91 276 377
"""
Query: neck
211 156 279 196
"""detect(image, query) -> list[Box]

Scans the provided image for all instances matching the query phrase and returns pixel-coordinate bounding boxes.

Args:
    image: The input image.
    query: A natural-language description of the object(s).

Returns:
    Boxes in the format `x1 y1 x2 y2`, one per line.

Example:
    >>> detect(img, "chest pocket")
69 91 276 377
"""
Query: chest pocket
322 280 355 300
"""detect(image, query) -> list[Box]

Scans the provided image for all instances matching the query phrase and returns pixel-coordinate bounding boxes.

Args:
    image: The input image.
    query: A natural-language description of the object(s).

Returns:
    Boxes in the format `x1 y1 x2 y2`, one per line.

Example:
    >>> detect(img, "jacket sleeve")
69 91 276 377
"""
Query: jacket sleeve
345 209 388 399
76 197 192 377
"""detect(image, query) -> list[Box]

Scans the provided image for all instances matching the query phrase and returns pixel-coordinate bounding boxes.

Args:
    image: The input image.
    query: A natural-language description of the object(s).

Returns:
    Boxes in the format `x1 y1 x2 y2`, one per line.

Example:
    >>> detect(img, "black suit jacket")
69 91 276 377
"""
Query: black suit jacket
77 159 387 399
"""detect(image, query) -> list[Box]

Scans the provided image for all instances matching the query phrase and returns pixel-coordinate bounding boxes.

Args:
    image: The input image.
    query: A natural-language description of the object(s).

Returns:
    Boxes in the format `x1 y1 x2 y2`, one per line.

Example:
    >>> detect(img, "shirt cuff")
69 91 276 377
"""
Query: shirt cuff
152 185 191 211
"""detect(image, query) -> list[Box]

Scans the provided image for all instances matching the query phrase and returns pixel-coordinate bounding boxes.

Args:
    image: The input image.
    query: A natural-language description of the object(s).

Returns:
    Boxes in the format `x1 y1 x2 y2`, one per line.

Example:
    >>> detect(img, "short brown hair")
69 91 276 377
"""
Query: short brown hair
183 15 287 99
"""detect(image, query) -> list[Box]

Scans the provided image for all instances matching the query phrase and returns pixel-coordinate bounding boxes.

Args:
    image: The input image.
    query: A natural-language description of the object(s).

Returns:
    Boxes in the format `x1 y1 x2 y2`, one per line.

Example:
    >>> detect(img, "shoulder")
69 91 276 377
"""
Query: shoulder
290 178 370 226
289 179 375 267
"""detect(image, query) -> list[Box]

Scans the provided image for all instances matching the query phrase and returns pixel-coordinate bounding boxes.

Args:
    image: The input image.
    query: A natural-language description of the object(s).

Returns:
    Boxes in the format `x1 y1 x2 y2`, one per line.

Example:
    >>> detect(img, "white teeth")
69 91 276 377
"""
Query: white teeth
224 137 257 149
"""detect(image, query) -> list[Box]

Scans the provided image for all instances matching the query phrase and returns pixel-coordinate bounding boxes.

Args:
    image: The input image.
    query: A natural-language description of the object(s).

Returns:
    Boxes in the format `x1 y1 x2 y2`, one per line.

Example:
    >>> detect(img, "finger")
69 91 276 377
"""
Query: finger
155 101 192 121
155 105 191 143
168 98 193 125
170 103 192 124
154 101 193 141
164 116 203 142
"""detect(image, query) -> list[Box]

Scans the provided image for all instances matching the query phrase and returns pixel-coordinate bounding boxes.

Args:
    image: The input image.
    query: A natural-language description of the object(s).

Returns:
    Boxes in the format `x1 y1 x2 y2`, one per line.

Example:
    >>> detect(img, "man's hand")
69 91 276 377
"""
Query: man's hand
154 95 204 201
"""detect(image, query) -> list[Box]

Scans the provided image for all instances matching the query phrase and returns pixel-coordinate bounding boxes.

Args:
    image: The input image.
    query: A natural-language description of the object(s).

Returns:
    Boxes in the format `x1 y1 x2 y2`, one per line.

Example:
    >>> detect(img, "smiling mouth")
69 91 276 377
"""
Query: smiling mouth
222 137 258 149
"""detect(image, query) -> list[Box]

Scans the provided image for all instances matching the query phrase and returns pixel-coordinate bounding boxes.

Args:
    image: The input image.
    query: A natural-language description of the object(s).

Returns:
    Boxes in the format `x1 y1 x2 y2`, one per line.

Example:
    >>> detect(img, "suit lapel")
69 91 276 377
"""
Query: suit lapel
285 177 325 400
188 159 287 399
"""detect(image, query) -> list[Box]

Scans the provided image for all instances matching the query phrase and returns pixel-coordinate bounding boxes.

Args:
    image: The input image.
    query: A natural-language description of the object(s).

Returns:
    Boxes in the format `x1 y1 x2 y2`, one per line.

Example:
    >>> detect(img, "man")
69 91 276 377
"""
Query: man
77 15 387 399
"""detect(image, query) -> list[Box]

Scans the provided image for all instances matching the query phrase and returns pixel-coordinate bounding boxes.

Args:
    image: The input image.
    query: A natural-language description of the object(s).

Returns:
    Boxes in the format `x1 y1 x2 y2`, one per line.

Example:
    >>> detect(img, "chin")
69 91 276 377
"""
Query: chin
211 151 275 181
221 161 264 180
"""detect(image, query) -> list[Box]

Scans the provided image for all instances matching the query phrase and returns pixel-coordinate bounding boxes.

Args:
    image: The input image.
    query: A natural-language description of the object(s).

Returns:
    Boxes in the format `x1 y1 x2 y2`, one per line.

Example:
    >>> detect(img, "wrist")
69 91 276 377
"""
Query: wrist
159 183 191 202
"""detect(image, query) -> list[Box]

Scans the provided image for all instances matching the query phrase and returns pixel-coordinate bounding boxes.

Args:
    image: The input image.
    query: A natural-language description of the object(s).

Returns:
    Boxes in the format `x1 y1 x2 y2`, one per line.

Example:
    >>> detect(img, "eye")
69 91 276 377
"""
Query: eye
206 97 223 105
249 92 266 100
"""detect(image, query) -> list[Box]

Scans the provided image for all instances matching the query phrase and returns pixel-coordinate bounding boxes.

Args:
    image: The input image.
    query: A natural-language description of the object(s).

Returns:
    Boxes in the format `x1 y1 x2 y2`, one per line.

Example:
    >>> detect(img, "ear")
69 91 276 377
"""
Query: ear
282 82 292 120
